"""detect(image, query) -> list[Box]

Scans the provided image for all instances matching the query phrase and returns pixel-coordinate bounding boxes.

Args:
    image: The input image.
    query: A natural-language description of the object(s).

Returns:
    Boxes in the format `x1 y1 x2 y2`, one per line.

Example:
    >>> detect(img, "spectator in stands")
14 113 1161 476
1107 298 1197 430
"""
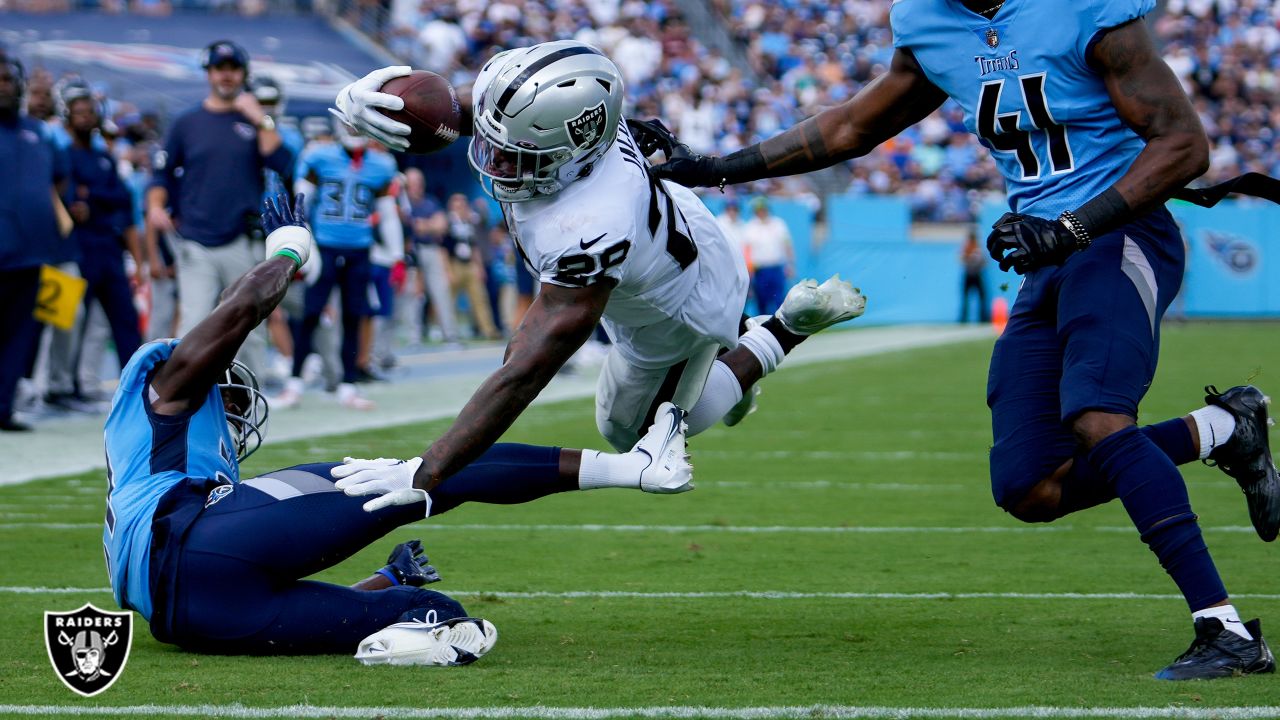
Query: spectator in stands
145 40 293 380
958 229 989 325
444 192 499 342
61 82 144 396
0 58 66 431
740 197 793 316
403 168 458 346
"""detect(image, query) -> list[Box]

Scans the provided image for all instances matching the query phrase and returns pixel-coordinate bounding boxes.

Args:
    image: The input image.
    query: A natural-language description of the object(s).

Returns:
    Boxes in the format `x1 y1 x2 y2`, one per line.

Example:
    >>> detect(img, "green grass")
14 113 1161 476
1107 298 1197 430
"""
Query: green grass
2 322 1279 717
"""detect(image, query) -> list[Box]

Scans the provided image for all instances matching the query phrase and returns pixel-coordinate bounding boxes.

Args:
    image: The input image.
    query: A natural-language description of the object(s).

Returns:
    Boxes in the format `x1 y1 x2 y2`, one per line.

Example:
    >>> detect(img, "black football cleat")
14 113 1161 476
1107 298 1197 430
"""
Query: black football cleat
1203 385 1280 542
1155 617 1275 680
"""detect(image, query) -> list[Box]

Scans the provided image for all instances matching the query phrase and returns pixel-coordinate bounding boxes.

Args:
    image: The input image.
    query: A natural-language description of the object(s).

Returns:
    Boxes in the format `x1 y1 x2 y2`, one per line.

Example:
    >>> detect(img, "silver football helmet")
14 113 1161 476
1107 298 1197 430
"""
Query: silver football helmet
468 41 625 202
221 360 268 462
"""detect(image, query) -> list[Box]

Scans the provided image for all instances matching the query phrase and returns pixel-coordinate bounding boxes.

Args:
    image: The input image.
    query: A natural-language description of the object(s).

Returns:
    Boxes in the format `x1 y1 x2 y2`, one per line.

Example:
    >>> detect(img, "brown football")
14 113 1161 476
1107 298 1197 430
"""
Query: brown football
378 71 464 154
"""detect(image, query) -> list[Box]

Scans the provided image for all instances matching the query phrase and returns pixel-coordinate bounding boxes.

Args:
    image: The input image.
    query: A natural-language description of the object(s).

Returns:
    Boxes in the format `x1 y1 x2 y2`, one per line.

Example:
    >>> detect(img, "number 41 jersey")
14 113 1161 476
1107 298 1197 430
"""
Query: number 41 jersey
890 0 1155 218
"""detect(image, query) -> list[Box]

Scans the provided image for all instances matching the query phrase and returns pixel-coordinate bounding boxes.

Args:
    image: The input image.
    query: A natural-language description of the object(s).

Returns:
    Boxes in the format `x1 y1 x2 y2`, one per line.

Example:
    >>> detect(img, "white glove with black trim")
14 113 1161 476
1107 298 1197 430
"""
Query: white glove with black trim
330 66 414 153
332 456 431 516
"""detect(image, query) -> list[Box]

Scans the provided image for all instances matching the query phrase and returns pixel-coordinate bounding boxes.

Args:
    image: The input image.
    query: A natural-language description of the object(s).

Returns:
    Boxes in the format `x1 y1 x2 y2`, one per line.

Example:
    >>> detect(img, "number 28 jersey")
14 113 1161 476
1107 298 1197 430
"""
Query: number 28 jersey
502 122 748 367
890 0 1155 218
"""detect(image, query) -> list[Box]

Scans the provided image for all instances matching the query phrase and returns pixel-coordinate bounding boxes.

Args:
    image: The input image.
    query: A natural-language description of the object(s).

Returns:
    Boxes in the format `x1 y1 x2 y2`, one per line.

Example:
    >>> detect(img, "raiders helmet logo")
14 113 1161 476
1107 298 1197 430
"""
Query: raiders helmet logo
44 604 132 697
986 27 1000 48
565 102 607 149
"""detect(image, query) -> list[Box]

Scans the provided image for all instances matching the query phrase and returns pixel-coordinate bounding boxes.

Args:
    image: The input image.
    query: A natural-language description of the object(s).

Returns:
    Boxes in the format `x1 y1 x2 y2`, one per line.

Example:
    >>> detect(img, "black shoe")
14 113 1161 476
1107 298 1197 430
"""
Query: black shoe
1156 617 1275 680
1204 385 1280 542
353 367 388 384
0 417 32 432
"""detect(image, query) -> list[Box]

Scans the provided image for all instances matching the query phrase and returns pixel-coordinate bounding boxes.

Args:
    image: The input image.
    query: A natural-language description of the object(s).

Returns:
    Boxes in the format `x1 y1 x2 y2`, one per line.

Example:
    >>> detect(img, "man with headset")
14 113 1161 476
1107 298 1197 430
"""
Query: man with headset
145 39 294 378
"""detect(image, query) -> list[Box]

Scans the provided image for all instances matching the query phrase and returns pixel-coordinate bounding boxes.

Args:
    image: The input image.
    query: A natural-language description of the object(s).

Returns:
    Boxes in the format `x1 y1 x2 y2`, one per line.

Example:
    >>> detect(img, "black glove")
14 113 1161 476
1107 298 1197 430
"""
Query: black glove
382 539 441 587
625 118 678 158
262 192 308 237
985 212 1084 274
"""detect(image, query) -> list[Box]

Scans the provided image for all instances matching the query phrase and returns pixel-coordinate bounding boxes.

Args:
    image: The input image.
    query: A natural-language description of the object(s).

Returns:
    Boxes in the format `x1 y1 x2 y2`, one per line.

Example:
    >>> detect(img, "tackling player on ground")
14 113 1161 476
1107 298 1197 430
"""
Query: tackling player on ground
331 41 865 498
102 192 692 663
643 0 1277 680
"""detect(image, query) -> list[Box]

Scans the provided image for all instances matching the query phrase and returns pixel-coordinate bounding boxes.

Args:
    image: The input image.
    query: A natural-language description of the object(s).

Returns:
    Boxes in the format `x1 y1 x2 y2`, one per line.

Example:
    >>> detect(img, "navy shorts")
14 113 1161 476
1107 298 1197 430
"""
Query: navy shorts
368 263 395 318
986 208 1185 509
305 247 372 318
151 463 465 654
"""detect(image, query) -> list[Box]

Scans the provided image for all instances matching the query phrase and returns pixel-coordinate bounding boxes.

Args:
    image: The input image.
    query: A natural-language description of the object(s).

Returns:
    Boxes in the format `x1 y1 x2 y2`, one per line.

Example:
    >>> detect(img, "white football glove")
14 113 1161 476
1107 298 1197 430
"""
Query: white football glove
330 66 414 153
332 456 431 516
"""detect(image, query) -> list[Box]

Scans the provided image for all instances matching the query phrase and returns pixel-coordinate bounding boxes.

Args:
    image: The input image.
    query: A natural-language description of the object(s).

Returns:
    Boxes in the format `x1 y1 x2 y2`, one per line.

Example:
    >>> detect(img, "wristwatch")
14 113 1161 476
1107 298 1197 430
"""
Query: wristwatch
257 115 276 132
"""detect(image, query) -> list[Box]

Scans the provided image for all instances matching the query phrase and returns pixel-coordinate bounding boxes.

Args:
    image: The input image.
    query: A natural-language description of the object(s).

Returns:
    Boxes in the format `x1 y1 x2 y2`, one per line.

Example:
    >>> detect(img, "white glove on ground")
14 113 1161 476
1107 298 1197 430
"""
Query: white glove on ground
331 66 414 152
332 456 431 515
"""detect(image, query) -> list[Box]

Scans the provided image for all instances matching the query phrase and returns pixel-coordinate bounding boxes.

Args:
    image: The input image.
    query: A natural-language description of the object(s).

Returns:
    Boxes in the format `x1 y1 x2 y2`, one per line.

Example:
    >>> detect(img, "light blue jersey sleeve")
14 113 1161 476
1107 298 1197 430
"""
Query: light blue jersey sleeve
1076 0 1157 62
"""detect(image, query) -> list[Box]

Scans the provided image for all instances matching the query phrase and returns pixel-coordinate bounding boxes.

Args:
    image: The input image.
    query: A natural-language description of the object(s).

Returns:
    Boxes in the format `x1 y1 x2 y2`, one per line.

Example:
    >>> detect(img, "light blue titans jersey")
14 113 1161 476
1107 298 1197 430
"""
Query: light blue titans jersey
298 144 396 249
102 340 238 620
891 0 1154 217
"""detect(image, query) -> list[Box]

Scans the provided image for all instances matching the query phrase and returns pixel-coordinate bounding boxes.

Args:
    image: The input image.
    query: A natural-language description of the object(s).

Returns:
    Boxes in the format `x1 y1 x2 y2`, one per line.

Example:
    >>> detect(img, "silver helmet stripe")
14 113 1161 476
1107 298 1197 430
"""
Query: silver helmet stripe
496 45 602 113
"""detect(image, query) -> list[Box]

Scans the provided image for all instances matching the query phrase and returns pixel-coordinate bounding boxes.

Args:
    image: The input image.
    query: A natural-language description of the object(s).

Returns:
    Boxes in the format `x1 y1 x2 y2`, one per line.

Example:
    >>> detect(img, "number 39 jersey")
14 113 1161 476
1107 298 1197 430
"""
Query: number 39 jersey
297 144 397 249
503 122 748 368
890 0 1155 218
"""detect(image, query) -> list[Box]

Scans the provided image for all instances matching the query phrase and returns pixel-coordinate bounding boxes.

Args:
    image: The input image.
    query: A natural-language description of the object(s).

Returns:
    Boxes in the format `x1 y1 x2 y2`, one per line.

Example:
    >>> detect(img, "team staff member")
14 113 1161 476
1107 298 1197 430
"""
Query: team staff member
63 82 143 386
145 40 293 378
0 57 66 432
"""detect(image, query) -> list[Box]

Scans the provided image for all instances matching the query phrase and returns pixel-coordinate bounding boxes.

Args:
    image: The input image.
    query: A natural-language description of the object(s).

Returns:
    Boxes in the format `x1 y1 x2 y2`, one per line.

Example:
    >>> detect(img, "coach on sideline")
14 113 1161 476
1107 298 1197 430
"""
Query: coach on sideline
0 56 66 432
145 40 294 377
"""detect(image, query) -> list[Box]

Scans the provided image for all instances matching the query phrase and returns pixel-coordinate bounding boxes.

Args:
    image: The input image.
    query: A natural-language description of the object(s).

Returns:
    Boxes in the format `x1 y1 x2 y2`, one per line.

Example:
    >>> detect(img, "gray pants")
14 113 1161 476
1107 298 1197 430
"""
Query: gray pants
39 261 84 396
147 275 178 341
415 245 457 342
175 234 268 377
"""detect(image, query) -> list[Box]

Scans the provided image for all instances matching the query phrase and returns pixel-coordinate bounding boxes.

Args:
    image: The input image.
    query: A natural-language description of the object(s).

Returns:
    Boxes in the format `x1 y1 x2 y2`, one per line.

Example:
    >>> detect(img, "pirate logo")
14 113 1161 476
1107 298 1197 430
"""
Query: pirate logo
565 101 607 149
45 604 132 696
986 27 1000 48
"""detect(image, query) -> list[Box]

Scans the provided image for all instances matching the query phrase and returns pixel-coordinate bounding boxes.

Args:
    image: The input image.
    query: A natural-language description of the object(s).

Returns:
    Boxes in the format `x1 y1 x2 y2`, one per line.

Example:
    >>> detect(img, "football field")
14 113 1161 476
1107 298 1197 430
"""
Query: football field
2 322 1279 719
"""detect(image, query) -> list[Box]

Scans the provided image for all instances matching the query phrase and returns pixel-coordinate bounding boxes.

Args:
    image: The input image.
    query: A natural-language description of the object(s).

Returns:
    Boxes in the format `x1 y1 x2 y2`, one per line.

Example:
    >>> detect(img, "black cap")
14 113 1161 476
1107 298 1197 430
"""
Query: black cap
200 40 249 70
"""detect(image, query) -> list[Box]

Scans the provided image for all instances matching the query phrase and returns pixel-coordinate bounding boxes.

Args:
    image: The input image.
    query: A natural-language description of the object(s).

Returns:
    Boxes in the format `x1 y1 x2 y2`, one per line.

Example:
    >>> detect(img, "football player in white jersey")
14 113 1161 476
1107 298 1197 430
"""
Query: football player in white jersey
330 41 865 494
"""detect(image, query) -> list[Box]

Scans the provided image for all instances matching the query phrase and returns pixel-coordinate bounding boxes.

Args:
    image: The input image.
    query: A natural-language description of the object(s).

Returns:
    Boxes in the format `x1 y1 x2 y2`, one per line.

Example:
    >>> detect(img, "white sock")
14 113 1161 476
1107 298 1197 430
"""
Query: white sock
1192 604 1253 641
1189 405 1237 460
737 325 785 376
686 360 743 435
577 449 644 490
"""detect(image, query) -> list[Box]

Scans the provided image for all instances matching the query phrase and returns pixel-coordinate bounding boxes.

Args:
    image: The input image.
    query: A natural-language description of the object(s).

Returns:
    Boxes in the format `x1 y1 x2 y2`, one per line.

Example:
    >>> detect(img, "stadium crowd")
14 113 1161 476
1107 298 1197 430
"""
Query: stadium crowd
2 0 1278 430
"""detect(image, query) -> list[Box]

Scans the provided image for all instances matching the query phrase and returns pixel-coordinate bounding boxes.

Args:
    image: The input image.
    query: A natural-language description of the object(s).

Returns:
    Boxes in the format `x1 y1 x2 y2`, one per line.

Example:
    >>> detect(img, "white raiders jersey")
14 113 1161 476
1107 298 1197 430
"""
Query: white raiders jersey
502 122 749 368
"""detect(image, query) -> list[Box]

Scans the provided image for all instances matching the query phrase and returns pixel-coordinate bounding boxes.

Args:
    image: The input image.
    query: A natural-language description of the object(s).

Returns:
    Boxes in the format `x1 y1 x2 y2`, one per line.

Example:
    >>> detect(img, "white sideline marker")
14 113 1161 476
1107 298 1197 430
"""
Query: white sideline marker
4 587 1280 601
1 704 1279 719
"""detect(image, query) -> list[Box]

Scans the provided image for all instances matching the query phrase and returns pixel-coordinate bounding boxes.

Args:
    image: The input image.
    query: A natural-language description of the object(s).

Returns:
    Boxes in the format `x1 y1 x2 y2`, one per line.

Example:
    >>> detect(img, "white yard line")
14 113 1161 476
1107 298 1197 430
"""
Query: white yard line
1 704 1278 719
0 522 1262 534
4 587 1280 601
0 326 991 487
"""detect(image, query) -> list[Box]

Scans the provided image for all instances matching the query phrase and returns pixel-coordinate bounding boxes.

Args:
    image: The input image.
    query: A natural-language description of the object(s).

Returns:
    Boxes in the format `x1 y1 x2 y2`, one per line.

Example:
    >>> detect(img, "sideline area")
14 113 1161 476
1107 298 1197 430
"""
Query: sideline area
0 325 992 486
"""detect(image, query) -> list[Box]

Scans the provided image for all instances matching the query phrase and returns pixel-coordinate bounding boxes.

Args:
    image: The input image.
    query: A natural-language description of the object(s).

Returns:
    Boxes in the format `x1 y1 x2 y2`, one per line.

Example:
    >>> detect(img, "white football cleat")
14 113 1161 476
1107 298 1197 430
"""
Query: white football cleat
634 402 693 494
355 617 498 666
337 382 376 411
775 274 866 335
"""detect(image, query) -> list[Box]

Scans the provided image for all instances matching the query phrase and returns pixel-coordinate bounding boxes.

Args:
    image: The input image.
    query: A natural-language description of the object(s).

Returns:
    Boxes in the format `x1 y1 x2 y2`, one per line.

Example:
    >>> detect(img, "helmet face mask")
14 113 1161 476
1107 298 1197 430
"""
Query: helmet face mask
221 360 268 462
467 41 625 203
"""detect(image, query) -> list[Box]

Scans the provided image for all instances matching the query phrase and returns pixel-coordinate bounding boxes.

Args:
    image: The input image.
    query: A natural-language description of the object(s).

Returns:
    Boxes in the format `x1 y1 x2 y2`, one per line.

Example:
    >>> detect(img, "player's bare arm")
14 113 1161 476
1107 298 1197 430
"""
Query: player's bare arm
651 49 946 188
1092 19 1210 223
986 20 1211 275
150 193 310 415
412 280 614 490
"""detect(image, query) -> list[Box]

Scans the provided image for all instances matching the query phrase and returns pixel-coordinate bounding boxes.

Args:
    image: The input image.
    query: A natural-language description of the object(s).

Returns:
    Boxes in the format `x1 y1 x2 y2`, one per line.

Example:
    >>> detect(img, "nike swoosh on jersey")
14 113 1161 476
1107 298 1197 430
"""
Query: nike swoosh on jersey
580 233 606 249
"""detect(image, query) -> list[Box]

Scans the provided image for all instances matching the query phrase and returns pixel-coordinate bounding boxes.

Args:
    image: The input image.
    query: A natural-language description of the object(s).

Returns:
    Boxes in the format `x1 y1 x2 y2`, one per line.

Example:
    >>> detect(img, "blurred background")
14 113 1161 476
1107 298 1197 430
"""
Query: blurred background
0 0 1277 431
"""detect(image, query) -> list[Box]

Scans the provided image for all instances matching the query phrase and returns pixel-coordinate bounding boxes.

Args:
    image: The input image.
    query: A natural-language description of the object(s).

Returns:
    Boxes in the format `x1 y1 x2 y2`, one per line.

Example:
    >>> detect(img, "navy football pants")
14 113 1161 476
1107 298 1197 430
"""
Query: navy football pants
164 444 568 654
987 209 1185 509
